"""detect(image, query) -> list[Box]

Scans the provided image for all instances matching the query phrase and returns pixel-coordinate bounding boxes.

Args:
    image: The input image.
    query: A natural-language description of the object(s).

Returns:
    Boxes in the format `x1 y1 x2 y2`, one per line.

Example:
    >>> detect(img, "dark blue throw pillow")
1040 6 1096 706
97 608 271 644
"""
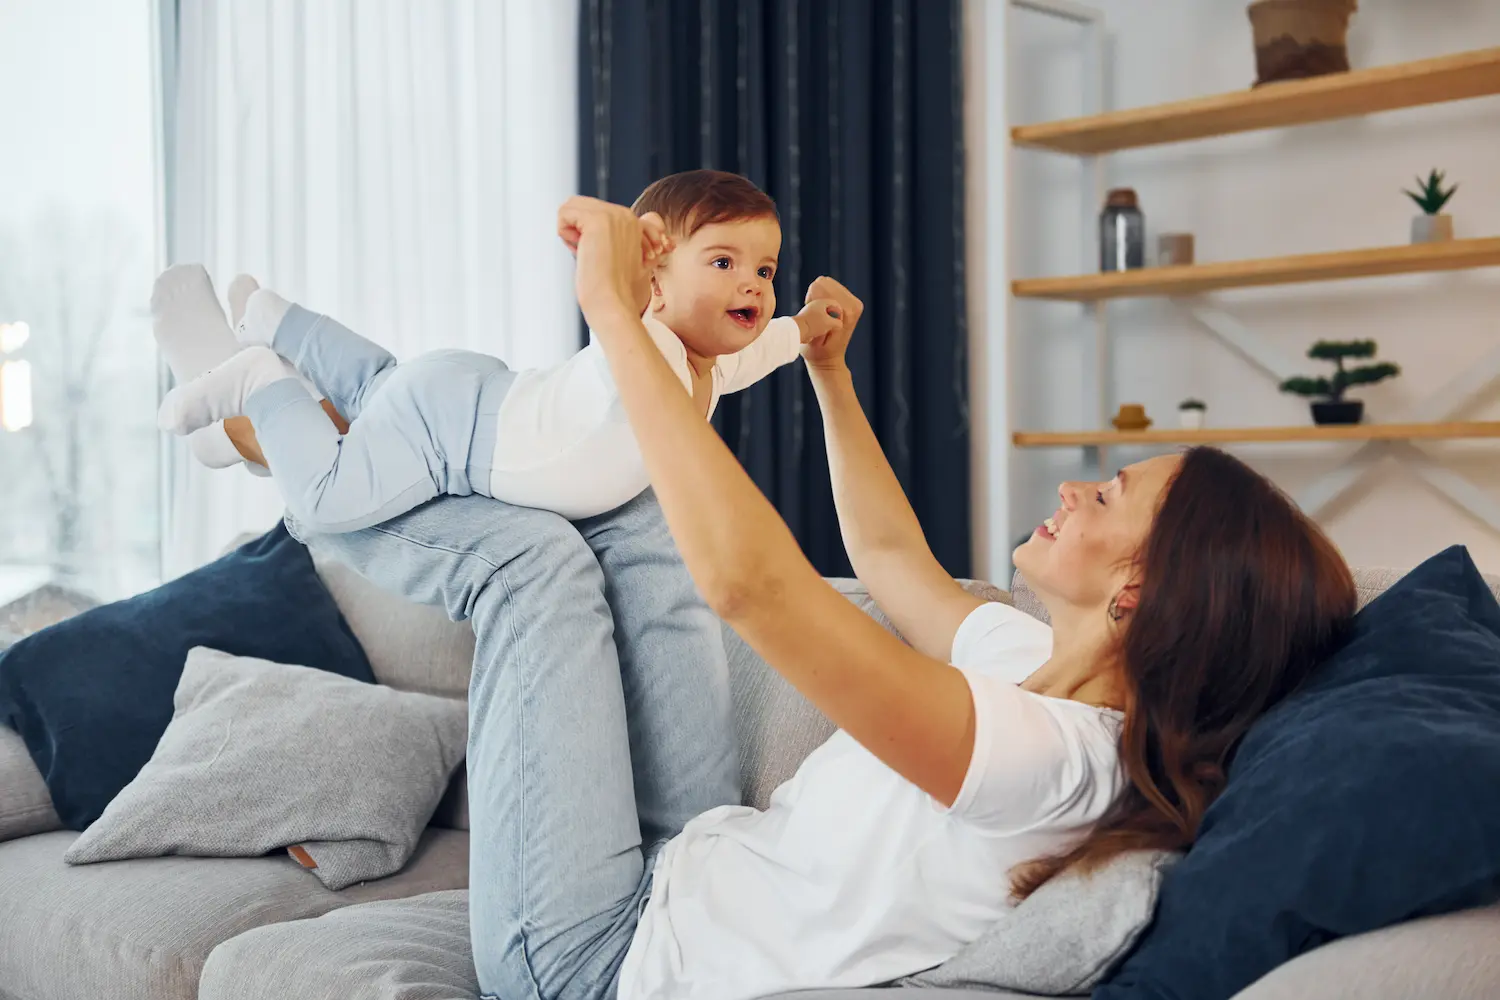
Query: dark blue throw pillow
0 523 374 830
1096 545 1500 1000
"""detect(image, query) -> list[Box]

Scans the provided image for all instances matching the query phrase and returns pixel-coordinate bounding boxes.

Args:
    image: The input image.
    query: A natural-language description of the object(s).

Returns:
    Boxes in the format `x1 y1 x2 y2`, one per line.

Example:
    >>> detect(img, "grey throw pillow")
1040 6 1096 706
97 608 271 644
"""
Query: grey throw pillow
64 647 466 890
0 722 62 841
902 849 1179 995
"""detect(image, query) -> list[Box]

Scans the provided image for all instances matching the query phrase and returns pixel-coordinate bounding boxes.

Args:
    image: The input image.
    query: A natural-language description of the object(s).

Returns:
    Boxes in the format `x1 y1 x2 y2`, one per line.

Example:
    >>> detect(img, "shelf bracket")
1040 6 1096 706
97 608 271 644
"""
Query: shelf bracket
1176 299 1500 535
1395 442 1500 536
1295 446 1390 515
1180 301 1303 382
1297 337 1500 521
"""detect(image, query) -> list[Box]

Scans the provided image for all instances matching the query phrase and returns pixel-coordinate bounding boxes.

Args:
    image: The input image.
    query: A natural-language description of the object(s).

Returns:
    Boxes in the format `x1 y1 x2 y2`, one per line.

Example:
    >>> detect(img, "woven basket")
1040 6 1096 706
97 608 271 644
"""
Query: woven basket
1248 0 1357 85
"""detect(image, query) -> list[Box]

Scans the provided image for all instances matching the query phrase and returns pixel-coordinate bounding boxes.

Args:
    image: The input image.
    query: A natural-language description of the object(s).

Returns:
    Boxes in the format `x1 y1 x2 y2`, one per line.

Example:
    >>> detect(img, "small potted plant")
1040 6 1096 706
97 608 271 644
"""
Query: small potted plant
1178 398 1207 429
1405 169 1458 243
1279 340 1400 425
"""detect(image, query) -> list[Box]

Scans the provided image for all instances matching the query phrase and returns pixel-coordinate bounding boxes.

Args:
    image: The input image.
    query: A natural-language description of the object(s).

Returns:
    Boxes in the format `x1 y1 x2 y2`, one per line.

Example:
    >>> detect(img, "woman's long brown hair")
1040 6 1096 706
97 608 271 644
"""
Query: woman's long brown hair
1011 447 1355 899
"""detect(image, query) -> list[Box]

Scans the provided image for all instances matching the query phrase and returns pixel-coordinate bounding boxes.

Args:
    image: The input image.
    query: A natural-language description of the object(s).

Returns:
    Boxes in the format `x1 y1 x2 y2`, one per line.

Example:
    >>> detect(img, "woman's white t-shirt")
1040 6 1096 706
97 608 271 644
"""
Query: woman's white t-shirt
617 600 1126 1000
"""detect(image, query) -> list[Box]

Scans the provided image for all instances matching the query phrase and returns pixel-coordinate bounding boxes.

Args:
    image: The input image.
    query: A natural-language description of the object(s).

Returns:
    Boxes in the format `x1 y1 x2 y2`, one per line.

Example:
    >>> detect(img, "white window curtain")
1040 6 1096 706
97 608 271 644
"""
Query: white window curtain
164 0 579 576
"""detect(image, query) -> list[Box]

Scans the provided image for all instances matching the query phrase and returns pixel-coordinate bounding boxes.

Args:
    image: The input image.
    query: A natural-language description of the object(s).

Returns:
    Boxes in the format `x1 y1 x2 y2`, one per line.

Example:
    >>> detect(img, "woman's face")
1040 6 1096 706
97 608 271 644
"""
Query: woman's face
1014 454 1182 614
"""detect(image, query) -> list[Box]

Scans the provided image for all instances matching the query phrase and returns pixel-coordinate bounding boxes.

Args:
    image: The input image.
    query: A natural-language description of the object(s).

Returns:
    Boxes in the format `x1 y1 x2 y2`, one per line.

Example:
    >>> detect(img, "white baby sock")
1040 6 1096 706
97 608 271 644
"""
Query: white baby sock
151 265 240 379
229 277 323 405
235 287 293 349
158 346 294 436
227 273 260 330
186 424 245 469
152 265 269 473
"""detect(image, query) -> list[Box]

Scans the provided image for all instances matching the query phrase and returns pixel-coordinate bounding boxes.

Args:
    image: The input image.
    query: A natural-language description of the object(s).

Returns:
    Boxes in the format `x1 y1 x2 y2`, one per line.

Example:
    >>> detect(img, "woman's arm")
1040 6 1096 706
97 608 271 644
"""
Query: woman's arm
559 197 977 805
800 278 984 660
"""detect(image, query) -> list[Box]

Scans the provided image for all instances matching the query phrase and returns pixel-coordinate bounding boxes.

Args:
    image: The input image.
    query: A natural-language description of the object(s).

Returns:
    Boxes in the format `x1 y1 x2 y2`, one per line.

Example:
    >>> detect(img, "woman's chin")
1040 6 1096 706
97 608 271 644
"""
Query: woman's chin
1012 534 1046 578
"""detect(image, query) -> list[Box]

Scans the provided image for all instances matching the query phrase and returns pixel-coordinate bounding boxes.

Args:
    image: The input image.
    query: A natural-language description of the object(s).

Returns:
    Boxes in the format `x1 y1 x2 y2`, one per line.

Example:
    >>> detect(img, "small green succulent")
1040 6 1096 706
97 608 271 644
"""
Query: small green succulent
1403 169 1458 215
1279 340 1400 402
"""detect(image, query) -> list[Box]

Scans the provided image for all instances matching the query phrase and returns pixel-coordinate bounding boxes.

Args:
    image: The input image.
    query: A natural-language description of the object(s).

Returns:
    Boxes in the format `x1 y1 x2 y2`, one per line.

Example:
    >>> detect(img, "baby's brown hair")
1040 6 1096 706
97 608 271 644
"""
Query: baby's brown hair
631 169 778 238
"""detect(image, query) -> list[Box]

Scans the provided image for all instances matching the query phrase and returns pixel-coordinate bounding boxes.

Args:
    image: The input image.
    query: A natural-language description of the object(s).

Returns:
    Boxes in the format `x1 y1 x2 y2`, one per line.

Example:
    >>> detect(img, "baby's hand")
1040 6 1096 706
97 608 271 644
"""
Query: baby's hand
793 298 843 345
798 276 863 371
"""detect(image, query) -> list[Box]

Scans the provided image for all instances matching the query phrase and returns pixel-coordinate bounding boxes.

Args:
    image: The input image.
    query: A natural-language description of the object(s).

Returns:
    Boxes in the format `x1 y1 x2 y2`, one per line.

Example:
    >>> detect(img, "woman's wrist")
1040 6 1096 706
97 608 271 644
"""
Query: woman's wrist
581 296 645 338
806 359 853 386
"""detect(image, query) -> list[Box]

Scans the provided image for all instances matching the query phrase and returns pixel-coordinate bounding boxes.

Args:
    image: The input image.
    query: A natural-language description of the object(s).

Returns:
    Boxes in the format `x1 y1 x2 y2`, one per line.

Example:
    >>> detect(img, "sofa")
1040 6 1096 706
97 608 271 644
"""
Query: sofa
1 541 1497 1000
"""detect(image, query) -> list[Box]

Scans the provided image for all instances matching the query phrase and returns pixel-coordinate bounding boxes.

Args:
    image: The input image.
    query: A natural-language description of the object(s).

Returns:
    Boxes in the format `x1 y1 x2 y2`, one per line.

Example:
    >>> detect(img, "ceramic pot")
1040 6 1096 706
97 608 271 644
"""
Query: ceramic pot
1111 403 1152 432
1179 409 1205 430
1158 233 1196 267
1311 400 1363 425
1247 0 1356 85
1411 214 1454 244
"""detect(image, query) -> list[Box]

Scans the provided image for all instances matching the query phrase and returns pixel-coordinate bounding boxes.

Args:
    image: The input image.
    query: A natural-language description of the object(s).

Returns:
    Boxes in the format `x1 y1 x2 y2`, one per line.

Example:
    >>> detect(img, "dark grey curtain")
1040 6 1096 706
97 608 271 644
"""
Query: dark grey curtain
579 0 970 577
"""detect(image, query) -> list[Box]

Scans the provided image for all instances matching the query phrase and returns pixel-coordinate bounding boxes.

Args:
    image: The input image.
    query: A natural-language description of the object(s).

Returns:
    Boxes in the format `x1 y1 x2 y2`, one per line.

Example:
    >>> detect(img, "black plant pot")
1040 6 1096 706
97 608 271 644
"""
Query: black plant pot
1311 400 1364 425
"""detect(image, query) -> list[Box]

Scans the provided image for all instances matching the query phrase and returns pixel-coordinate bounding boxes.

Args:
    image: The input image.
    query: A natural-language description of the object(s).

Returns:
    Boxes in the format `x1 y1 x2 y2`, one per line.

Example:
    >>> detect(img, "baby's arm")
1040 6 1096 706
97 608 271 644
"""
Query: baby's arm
717 317 802 393
719 287 845 393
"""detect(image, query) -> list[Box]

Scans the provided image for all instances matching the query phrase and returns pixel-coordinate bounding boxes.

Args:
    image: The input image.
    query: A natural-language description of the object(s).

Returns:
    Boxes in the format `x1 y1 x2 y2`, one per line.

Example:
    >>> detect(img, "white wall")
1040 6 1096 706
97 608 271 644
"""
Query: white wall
981 0 1500 576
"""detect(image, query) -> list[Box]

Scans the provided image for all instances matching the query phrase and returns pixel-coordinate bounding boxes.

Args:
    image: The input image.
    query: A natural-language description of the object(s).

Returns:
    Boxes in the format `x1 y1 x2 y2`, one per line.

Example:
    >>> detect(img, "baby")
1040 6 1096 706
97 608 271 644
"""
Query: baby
155 170 845 530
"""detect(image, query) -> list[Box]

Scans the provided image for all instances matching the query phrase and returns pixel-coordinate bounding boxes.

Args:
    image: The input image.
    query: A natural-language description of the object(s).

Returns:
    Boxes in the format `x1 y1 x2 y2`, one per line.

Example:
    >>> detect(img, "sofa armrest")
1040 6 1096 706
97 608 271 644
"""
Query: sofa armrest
1232 903 1500 1000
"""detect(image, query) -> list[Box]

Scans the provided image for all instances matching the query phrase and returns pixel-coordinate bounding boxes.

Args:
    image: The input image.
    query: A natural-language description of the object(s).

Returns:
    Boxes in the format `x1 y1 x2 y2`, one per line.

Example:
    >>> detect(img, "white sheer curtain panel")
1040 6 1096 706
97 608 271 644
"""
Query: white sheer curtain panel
164 0 579 576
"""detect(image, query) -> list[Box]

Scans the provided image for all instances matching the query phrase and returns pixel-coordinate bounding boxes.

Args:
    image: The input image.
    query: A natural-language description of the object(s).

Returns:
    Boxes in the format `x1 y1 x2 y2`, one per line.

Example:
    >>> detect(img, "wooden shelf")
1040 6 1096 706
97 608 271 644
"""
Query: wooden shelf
1011 47 1500 155
1013 422 1500 448
1011 237 1500 302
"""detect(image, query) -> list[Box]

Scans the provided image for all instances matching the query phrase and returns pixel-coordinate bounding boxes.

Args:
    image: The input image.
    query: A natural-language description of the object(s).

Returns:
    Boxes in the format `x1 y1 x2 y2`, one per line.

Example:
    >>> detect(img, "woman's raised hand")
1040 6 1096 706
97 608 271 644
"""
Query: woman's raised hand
557 196 673 321
799 275 863 372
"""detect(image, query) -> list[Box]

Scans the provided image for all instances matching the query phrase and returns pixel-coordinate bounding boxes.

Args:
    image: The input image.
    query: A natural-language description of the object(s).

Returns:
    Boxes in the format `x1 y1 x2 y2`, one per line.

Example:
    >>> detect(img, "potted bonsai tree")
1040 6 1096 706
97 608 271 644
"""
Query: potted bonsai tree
1279 340 1399 425
1178 398 1207 429
1405 169 1458 243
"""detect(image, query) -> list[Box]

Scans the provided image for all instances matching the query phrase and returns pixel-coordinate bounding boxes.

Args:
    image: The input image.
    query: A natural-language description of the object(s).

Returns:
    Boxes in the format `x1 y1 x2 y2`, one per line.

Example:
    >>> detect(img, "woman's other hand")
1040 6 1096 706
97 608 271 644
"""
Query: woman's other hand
557 197 671 320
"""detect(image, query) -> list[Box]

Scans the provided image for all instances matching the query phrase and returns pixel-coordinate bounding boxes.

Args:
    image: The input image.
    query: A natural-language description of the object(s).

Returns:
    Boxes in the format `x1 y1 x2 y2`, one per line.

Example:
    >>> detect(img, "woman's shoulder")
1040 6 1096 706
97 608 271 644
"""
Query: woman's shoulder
951 600 1052 683
952 674 1125 832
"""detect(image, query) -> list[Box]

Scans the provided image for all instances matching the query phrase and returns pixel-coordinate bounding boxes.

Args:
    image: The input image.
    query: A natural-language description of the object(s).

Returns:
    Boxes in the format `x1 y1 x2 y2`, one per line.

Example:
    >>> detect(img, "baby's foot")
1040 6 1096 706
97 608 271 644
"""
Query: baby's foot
187 423 246 469
151 264 240 381
234 286 293 350
228 276 325 406
157 346 292 435
227 273 259 328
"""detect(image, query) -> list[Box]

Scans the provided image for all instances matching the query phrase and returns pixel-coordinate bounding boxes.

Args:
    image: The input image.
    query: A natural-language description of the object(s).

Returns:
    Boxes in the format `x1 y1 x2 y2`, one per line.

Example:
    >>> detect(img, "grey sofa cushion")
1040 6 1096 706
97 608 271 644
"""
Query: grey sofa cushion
64 647 466 890
1231 901 1500 1000
0 827 467 1000
903 849 1178 995
198 889 1037 1000
200 890 477 1000
308 540 475 698
0 722 61 842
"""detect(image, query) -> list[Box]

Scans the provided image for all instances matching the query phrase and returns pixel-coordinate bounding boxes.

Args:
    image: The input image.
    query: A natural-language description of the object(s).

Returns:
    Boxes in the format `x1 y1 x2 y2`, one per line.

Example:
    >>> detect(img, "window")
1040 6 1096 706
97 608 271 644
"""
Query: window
0 0 162 636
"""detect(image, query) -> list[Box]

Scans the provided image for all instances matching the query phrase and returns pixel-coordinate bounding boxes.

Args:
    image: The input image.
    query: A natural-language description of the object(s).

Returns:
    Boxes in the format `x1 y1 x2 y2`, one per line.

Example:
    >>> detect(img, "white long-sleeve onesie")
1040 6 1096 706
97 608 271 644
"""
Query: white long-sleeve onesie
488 315 802 518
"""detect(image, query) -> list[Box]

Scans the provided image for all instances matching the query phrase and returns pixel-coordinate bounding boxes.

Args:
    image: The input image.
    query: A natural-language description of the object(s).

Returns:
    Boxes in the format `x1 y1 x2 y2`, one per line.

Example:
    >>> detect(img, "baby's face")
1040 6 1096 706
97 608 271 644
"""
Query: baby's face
650 216 781 357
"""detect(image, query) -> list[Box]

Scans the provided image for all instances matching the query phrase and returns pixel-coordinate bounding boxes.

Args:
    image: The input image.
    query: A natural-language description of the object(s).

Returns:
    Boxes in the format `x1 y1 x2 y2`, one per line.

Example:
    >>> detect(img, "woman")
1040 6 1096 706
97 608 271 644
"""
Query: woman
198 198 1353 1000
529 196 1356 1000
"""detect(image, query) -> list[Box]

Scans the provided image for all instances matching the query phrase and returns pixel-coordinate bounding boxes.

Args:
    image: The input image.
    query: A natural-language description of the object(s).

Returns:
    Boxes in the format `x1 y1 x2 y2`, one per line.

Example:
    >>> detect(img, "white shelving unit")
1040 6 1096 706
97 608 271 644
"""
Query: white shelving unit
1003 5 1500 536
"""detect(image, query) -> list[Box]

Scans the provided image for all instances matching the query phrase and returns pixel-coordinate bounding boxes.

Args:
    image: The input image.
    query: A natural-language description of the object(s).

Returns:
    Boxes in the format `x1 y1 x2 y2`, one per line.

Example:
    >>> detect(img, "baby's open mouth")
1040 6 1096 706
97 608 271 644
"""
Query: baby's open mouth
727 307 758 328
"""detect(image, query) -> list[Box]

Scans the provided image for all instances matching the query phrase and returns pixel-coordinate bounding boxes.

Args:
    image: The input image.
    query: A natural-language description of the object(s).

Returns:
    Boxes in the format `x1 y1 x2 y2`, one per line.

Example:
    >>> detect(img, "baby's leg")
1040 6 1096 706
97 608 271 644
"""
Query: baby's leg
242 353 494 534
234 282 397 422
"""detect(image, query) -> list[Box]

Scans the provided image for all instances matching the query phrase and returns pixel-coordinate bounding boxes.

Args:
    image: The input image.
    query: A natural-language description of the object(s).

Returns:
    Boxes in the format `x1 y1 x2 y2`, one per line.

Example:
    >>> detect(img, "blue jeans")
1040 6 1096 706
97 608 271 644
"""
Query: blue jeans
288 489 738 998
245 303 514 534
